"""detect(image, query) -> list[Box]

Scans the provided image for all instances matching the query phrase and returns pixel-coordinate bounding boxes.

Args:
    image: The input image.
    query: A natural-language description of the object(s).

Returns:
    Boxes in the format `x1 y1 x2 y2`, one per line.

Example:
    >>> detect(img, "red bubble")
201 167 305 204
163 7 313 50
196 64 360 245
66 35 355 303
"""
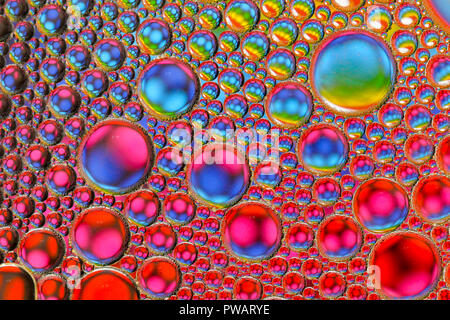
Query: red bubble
370 232 441 299
317 215 362 260
353 178 409 233
137 256 181 298
413 175 450 223
319 271 346 298
234 276 262 299
19 228 65 273
38 274 69 300
72 268 139 300
0 264 36 300
71 207 130 265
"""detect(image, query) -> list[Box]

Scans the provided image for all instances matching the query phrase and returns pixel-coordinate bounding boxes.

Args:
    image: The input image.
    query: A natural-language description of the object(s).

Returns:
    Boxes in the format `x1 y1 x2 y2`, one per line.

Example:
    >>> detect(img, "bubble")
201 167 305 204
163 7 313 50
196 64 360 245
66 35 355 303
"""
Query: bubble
317 215 362 260
173 242 197 265
124 190 160 226
436 136 450 174
395 162 419 187
395 3 421 28
144 223 177 254
269 17 298 47
404 134 434 164
266 81 313 128
413 175 450 223
93 39 126 71
198 6 222 29
19 228 65 273
0 264 36 300
290 0 314 21
370 232 440 299
224 0 260 33
404 105 432 132
36 5 67 36
137 256 180 298
366 5 392 33
267 48 296 80
224 94 248 118
48 86 81 118
254 161 282 188
219 31 240 52
163 193 196 225
187 30 218 61
138 58 199 120
78 119 154 194
0 65 28 95
313 177 340 205
0 227 19 251
219 68 244 94
45 164 76 195
391 30 417 56
319 272 346 298
187 144 250 208
81 69 109 98
287 223 314 251
72 268 139 300
234 276 262 299
135 19 169 56
426 55 450 89
353 178 409 233
261 0 285 19
241 31 270 62
9 42 31 64
71 207 130 265
301 19 324 44
243 78 266 103
222 202 281 260
311 31 396 116
297 124 348 176
65 45 91 71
